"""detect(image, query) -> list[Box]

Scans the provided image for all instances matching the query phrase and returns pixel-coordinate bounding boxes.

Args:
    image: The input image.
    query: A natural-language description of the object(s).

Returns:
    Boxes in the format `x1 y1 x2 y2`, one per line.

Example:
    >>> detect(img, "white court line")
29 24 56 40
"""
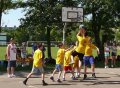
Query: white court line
27 85 38 88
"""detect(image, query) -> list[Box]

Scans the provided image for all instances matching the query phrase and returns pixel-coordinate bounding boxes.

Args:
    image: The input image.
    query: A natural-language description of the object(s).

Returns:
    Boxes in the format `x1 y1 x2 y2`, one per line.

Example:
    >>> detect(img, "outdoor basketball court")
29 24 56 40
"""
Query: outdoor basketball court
0 5 120 88
0 68 120 88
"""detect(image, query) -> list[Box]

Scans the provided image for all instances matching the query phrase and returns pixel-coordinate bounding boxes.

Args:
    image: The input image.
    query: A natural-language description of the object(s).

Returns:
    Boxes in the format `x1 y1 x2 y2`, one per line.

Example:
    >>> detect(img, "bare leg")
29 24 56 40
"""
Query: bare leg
113 56 116 66
50 69 57 81
105 57 109 68
57 70 62 79
27 72 33 78
83 65 87 79
41 73 45 80
62 71 66 80
51 69 57 77
7 67 11 77
84 66 87 75
11 67 15 75
91 64 96 78
71 70 75 78
77 64 80 77
23 72 33 85
91 64 95 73
79 60 82 74
41 73 48 85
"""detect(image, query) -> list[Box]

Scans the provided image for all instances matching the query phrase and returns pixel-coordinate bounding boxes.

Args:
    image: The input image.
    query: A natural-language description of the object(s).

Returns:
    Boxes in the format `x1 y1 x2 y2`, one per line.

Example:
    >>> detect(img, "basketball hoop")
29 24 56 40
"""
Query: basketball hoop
62 7 83 22
71 18 78 22
61 7 83 45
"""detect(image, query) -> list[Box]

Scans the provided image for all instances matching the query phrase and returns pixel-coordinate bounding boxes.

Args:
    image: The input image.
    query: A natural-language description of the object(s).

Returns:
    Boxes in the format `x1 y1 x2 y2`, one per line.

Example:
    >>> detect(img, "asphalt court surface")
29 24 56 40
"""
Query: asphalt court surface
0 68 120 88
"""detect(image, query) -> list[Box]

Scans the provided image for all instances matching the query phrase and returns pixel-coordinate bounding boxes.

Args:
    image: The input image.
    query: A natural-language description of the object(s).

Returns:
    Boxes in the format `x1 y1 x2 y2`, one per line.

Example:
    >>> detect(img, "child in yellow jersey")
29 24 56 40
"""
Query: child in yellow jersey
71 41 80 78
23 43 48 86
83 38 99 79
62 49 77 81
50 43 73 82
71 26 91 77
50 43 65 82
73 55 80 78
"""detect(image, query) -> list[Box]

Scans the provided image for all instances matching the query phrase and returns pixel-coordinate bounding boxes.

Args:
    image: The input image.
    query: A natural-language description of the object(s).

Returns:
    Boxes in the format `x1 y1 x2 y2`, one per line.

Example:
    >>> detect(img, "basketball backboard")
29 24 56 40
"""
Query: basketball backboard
62 7 83 22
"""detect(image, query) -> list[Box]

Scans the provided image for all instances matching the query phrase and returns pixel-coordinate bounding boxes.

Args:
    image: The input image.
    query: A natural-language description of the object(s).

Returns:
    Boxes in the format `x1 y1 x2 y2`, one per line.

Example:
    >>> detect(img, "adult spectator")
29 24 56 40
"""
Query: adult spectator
104 43 110 68
6 38 17 78
21 42 27 67
111 42 117 67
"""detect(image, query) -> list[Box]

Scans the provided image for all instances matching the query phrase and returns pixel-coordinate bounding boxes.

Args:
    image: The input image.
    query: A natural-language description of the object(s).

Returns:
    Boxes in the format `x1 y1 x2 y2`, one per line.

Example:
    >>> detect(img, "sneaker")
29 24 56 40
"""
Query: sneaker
83 74 87 80
111 65 114 68
57 79 61 83
50 76 55 81
23 79 27 85
92 73 96 78
62 78 66 81
105 66 109 68
42 82 48 86
8 74 12 78
72 77 78 80
76 75 80 78
11 74 16 78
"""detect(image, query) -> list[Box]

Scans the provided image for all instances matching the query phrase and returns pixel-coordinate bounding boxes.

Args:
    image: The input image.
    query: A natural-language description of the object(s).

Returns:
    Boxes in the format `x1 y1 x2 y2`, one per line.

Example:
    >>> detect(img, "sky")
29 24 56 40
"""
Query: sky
2 8 25 27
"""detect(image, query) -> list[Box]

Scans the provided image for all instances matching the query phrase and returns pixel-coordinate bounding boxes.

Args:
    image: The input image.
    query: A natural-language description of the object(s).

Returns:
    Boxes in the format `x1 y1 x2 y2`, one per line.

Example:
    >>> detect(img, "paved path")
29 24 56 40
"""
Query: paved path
0 68 120 88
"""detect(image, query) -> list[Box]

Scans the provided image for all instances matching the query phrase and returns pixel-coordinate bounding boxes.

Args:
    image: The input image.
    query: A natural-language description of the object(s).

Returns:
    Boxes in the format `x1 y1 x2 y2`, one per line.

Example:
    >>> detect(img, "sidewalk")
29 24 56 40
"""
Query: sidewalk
0 68 120 88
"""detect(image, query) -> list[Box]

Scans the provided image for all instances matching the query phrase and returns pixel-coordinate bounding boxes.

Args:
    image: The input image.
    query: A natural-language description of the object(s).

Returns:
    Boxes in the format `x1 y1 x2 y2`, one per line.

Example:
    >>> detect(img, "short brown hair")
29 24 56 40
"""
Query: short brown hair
79 26 87 30
58 42 63 48
37 43 43 48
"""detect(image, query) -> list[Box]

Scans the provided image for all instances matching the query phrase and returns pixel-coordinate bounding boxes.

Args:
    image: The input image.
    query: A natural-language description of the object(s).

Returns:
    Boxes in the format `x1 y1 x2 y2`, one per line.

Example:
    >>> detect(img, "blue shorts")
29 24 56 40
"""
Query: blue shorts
7 60 16 67
55 64 62 71
83 56 94 66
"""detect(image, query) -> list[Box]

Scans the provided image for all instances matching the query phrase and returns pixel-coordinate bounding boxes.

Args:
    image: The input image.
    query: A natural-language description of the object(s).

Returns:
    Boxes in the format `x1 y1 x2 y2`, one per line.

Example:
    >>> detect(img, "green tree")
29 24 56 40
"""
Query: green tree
81 0 120 59
114 28 120 42
14 28 29 44
19 0 79 59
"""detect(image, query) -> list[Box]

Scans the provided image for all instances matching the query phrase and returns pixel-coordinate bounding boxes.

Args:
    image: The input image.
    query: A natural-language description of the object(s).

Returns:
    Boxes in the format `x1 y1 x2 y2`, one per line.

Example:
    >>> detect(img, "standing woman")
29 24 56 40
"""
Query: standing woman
104 43 110 68
111 43 117 67
71 26 90 77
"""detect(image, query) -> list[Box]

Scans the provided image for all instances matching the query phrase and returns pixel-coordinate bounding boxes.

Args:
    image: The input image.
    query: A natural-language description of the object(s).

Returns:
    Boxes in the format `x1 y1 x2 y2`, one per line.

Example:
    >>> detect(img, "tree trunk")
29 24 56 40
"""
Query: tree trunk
0 0 4 33
47 26 52 59
93 29 104 60
92 3 104 60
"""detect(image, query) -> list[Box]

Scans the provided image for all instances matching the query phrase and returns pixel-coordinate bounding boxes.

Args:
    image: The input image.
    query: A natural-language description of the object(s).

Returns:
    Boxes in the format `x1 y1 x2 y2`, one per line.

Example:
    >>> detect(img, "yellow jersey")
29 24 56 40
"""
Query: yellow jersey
74 55 79 61
73 55 79 68
64 50 72 66
84 43 97 56
33 49 43 67
56 48 65 65
75 35 90 54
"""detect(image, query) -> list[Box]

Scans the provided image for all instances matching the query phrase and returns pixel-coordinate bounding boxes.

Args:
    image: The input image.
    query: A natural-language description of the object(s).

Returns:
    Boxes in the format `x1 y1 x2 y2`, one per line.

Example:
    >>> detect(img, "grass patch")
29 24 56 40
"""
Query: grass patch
0 46 58 60
0 46 120 71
